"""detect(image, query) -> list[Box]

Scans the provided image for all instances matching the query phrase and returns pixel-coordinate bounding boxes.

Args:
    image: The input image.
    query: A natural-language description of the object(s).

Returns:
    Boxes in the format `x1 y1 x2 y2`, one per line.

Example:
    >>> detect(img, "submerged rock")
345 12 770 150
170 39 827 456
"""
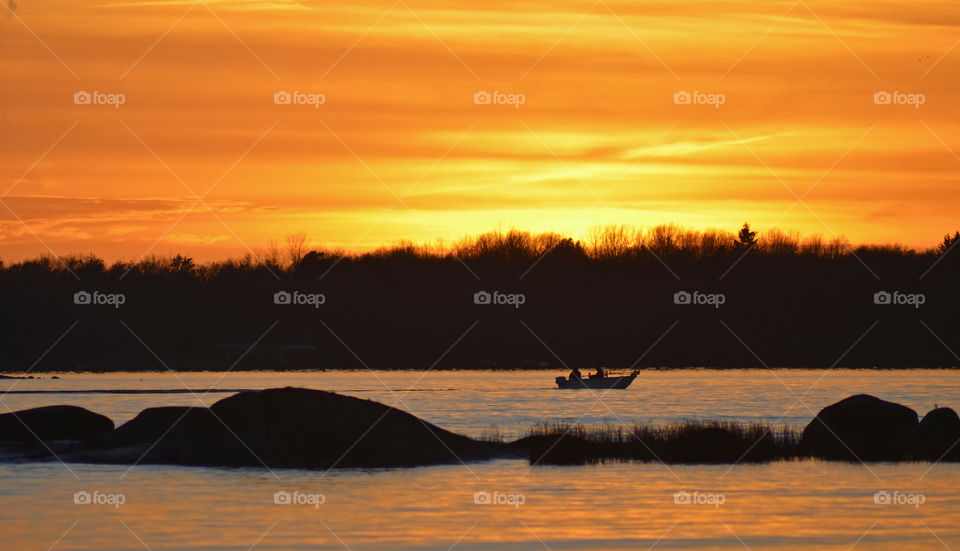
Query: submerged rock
0 405 114 443
801 394 918 460
910 407 960 461
73 388 502 469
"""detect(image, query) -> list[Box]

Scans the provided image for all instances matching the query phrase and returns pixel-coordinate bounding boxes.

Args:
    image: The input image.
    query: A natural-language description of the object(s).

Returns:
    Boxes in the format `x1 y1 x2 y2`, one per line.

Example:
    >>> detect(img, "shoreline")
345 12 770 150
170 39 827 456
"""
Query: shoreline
3 365 960 377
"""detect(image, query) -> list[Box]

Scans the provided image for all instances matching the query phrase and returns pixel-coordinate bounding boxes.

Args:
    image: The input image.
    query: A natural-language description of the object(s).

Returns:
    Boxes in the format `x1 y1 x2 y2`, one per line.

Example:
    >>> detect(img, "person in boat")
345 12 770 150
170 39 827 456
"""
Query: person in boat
569 367 582 381
590 367 606 379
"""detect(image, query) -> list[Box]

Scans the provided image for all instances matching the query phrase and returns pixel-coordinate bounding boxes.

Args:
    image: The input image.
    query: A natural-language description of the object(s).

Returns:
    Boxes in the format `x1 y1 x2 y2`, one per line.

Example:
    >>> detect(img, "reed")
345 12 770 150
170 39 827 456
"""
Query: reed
516 420 803 465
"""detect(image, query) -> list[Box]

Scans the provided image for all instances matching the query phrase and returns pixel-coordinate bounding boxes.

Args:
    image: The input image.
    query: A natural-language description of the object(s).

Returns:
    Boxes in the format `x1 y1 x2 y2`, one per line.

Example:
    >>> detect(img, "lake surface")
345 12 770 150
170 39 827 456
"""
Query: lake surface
1 369 958 550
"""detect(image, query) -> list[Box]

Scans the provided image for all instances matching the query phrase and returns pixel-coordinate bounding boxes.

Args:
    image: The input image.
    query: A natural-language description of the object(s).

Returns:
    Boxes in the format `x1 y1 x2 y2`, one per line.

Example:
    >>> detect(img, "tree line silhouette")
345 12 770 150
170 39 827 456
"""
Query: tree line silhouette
2 224 959 372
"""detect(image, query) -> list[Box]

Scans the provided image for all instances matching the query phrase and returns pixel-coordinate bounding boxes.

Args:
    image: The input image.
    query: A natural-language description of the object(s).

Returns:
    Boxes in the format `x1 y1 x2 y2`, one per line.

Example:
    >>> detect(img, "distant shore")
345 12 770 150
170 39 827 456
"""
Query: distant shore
3 365 960 376
3 225 959 370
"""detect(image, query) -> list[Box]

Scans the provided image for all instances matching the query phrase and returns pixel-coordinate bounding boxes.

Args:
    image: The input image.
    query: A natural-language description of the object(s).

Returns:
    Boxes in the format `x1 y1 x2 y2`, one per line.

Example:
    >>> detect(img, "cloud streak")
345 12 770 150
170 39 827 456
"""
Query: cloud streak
1 0 958 259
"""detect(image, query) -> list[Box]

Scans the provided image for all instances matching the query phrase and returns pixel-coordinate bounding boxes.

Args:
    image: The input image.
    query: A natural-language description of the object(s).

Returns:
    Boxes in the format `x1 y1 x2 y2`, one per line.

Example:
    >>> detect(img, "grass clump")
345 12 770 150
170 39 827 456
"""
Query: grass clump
514 420 802 465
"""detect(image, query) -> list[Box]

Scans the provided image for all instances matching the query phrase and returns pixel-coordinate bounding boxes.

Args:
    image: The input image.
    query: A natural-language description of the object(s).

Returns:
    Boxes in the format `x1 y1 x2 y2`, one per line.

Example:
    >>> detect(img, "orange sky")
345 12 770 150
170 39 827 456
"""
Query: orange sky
1 0 959 261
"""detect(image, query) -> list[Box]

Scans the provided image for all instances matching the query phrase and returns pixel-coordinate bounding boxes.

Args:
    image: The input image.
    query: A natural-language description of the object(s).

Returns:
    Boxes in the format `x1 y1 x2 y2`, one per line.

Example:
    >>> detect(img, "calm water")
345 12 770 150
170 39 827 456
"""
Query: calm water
0 369 958 550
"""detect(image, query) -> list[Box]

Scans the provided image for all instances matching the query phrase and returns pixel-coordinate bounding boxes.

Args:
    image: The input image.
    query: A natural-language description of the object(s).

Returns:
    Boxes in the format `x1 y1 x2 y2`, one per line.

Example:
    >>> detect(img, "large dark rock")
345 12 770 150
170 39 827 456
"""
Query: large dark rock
910 407 960 461
0 405 114 442
102 406 215 447
77 388 502 469
801 394 918 460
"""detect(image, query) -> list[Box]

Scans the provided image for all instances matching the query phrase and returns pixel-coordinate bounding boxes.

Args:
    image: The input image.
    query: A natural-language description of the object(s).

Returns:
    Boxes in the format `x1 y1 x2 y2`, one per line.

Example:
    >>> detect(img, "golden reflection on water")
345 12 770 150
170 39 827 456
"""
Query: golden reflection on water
2 370 959 550
2 458 958 550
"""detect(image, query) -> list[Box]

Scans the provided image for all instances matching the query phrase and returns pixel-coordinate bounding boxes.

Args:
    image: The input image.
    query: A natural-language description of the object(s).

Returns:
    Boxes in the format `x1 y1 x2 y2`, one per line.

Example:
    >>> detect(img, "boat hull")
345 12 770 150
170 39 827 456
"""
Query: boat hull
555 373 637 389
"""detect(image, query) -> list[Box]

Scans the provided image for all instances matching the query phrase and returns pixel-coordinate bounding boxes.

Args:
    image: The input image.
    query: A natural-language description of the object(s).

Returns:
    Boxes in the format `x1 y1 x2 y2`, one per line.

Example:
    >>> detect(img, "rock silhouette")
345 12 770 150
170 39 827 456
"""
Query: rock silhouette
72 388 503 468
0 405 114 442
801 394 919 460
6 391 959 468
910 407 960 461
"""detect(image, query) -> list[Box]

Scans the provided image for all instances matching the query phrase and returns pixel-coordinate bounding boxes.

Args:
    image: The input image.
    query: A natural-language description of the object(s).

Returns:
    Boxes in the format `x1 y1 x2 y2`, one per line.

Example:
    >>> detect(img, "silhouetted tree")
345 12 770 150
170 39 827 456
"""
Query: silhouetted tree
761 229 801 255
939 231 960 254
588 225 632 259
1 225 957 372
293 250 326 278
285 233 309 267
170 254 195 273
737 223 758 249
549 237 587 262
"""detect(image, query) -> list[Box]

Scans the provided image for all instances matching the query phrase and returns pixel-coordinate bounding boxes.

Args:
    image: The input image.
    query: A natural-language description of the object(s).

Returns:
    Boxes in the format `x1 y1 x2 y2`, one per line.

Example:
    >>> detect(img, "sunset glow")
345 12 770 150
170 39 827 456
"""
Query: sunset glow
2 0 959 260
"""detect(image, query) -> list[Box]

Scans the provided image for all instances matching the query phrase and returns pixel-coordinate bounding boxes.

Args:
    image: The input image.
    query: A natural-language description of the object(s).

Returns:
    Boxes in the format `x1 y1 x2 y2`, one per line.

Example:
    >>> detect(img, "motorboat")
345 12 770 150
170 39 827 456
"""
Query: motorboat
555 369 638 389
